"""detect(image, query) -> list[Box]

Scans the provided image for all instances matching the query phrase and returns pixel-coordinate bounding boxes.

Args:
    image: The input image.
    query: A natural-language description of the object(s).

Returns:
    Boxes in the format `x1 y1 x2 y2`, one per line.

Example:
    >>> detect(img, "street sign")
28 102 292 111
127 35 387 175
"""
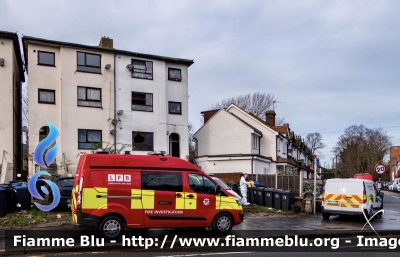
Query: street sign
374 163 386 175
316 158 320 166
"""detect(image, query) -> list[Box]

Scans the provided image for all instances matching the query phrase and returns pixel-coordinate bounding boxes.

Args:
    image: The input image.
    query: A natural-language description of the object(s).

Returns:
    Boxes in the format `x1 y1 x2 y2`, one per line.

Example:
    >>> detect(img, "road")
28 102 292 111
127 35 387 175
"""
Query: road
1 190 399 256
381 190 400 210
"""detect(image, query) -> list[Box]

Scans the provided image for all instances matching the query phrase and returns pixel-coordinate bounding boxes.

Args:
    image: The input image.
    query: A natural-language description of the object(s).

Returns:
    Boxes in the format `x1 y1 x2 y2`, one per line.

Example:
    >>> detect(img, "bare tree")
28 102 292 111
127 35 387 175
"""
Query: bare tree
305 132 326 156
188 122 196 164
333 125 392 178
208 92 285 125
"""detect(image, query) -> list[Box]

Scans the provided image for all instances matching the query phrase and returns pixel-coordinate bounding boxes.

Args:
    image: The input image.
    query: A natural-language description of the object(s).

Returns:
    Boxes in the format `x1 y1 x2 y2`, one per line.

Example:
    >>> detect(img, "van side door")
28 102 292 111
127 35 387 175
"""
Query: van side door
141 171 184 227
184 173 217 226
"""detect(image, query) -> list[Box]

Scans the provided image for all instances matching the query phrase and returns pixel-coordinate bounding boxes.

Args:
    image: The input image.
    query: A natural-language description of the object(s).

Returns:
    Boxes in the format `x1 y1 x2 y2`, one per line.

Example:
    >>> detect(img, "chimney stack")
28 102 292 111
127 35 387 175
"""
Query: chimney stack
99 36 113 49
201 109 219 124
265 110 276 127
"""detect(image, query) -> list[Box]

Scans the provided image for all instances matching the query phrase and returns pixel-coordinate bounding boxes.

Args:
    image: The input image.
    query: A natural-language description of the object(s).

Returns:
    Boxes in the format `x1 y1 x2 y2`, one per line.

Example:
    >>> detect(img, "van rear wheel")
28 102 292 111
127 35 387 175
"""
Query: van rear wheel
212 213 233 234
99 216 124 240
322 213 330 220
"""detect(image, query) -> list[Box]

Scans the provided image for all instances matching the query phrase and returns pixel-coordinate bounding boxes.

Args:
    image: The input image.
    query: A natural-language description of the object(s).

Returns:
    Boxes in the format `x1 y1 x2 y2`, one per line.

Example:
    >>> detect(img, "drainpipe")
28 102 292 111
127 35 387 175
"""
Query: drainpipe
251 155 254 175
113 53 116 152
1 151 7 181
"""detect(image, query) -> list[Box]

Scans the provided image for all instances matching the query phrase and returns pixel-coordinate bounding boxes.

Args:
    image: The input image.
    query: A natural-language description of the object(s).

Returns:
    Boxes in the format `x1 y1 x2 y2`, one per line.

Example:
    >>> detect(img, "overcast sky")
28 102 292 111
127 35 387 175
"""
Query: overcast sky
2 0 400 166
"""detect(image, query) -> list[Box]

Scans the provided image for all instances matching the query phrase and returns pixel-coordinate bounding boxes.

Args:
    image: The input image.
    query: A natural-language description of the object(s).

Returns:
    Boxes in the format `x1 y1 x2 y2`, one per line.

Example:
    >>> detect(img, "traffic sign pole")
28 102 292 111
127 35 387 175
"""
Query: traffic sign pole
374 163 385 190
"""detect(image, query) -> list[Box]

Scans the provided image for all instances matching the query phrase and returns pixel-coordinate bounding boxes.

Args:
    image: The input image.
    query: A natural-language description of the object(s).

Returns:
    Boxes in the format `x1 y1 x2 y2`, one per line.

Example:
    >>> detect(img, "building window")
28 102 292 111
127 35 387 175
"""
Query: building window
78 129 102 149
141 171 183 192
132 92 153 112
38 51 55 66
77 51 101 73
168 68 182 81
131 59 153 80
39 126 49 142
168 101 181 115
132 131 153 151
38 89 55 104
77 86 102 108
252 134 259 149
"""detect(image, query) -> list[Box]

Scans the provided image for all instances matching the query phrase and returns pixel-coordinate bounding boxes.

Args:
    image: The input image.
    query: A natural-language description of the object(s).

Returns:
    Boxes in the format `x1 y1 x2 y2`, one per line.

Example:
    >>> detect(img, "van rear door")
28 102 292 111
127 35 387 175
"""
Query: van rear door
324 180 343 211
341 181 363 210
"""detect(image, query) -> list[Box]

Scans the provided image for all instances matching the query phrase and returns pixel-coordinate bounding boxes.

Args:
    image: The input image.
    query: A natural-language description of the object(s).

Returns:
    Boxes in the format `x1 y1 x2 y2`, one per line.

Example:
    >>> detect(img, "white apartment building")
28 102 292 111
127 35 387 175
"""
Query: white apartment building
23 36 116 176
115 48 193 158
23 35 194 176
0 31 25 182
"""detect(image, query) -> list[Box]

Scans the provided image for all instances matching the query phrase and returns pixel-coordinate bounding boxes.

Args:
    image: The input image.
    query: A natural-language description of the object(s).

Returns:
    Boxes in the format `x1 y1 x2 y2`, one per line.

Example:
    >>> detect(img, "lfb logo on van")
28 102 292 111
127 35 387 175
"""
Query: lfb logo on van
28 121 61 212
108 174 131 184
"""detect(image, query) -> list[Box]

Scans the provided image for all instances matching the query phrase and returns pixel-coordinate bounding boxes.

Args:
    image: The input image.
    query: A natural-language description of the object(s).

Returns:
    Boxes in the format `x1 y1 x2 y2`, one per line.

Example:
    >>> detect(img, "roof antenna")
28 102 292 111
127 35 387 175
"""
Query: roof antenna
272 101 281 111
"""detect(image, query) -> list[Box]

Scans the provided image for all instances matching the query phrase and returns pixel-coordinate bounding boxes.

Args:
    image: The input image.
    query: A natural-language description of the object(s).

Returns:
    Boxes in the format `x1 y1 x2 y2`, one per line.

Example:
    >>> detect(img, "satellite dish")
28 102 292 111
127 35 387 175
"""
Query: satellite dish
111 119 119 125
22 126 28 132
105 64 111 70
126 64 134 71
110 129 117 135
117 110 124 116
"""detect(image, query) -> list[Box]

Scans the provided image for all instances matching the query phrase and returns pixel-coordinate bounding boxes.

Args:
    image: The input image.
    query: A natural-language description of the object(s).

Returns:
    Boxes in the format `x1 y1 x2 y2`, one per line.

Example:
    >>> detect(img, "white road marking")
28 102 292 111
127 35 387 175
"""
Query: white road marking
156 253 252 257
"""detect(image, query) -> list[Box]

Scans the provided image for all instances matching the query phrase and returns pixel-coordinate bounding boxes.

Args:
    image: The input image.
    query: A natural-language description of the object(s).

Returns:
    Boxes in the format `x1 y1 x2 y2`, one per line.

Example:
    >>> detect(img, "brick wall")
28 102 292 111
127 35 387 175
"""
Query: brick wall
390 146 400 178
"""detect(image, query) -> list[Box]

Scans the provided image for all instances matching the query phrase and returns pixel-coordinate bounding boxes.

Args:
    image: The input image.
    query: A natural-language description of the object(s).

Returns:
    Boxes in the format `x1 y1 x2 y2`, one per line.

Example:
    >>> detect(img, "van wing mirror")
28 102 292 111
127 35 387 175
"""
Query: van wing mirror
215 185 221 195
379 192 384 198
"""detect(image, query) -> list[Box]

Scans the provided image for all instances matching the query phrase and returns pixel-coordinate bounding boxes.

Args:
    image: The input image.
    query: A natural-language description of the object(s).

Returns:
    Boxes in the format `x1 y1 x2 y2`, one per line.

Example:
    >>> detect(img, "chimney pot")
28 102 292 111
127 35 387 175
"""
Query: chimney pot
99 36 113 49
201 109 219 124
265 110 276 127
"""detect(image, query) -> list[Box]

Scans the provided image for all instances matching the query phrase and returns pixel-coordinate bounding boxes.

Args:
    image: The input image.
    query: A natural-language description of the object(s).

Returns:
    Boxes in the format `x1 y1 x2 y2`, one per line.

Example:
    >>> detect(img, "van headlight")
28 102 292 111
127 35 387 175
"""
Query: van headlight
234 197 242 206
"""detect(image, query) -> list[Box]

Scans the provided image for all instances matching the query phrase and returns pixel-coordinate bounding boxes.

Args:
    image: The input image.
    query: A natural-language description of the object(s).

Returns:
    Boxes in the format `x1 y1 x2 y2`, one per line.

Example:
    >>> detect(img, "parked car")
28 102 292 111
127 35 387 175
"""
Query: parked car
394 179 400 192
47 174 74 209
388 183 395 191
383 182 392 191
209 175 241 198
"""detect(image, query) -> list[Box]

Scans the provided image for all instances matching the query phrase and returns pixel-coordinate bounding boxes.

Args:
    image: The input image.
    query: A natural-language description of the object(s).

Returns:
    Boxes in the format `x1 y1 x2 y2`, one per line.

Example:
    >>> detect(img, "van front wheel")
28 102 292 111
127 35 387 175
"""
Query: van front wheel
212 213 233 234
99 216 124 240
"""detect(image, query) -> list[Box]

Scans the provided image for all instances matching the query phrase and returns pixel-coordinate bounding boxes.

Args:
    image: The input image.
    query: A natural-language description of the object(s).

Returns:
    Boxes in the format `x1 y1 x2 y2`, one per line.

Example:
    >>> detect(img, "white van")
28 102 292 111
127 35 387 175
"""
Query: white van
322 178 384 219
392 178 400 192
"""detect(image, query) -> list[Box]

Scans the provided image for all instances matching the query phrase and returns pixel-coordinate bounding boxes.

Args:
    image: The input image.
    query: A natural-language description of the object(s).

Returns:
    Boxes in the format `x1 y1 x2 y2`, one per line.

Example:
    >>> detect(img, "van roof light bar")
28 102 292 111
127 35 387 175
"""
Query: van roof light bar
147 151 167 156
96 148 110 154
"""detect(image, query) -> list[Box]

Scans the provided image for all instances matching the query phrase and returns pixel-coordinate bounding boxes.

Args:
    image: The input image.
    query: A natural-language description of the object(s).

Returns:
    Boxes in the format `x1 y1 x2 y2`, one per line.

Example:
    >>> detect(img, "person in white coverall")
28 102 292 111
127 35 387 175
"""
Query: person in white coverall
240 173 253 205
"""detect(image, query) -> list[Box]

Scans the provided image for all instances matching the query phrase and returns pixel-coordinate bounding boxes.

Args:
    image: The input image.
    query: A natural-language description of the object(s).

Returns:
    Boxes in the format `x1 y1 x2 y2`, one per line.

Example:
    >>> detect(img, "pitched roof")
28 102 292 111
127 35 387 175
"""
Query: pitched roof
193 108 263 138
248 113 289 135
230 113 263 136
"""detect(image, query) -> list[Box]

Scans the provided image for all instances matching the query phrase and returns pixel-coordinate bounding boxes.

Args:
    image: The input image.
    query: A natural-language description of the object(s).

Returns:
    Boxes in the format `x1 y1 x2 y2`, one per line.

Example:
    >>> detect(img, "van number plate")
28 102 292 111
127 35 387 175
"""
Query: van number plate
326 203 340 206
